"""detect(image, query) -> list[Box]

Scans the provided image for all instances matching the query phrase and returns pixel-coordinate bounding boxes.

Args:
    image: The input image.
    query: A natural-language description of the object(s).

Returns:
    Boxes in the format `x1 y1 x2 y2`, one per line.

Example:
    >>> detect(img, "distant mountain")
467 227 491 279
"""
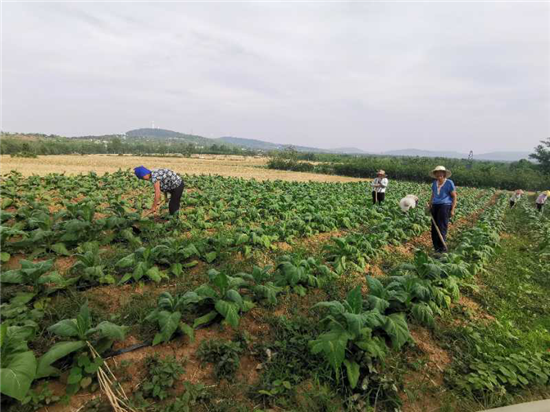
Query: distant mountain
126 128 220 147
474 152 531 162
382 149 530 162
124 129 529 161
217 136 366 154
331 147 369 154
216 136 288 151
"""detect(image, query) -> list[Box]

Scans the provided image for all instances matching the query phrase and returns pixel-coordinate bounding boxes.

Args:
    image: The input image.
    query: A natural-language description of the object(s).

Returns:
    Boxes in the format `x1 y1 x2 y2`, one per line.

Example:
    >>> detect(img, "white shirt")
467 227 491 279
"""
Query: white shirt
536 194 548 205
399 196 417 212
371 177 388 193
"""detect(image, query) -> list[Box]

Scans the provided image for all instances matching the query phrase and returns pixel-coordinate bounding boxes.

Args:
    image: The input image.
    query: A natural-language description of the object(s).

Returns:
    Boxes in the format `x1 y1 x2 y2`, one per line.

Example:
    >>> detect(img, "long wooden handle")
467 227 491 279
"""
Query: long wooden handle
430 215 448 251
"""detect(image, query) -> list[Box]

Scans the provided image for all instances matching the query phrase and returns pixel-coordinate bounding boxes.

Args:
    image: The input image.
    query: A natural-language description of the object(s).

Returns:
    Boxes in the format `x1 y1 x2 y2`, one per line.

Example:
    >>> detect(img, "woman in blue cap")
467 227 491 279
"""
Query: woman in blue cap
134 166 184 216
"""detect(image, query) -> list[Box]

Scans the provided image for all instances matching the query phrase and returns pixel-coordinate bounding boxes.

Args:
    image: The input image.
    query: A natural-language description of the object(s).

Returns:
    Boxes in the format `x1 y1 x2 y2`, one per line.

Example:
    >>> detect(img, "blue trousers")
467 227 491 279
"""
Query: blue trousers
431 204 451 252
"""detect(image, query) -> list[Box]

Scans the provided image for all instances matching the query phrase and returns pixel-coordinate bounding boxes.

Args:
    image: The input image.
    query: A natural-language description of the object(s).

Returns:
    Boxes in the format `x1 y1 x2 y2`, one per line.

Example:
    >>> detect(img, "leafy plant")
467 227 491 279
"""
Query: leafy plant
0 259 73 295
71 242 115 285
310 286 391 389
191 269 254 328
140 355 184 400
274 255 337 296
0 324 37 401
116 245 170 284
145 292 195 345
197 339 243 380
236 265 282 305
36 302 126 379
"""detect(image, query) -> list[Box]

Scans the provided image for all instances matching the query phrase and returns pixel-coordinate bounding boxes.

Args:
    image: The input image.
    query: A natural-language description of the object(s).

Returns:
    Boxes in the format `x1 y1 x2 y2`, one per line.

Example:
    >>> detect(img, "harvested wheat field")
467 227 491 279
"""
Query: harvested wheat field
0 154 365 183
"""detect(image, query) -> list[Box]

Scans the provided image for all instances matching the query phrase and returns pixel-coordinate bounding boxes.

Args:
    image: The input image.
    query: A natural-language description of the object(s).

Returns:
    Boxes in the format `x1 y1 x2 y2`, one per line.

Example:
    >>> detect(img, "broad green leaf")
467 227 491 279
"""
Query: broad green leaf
411 303 435 328
10 293 36 306
382 313 411 350
346 286 363 314
310 325 351 371
212 271 229 292
88 321 126 341
36 341 86 378
51 243 70 256
0 351 37 401
116 255 135 268
48 319 79 338
146 266 163 283
215 300 240 328
193 311 218 328
153 311 181 345
366 276 385 297
0 270 24 284
343 359 360 389
205 251 217 263
1 252 10 263
366 295 390 313
179 322 195 343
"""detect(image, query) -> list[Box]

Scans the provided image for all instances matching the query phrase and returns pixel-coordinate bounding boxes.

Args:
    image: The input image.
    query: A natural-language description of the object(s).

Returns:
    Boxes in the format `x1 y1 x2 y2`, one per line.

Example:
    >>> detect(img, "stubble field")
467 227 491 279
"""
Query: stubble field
0 154 364 183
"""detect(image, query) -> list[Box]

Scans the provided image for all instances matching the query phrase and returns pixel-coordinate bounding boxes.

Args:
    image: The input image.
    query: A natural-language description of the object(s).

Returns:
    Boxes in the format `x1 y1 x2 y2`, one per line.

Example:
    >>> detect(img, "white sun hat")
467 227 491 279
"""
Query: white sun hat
430 165 452 178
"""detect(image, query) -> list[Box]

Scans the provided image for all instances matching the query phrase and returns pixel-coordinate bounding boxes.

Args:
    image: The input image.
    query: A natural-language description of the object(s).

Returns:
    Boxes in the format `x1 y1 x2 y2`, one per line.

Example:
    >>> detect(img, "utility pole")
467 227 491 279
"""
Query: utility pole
467 150 474 169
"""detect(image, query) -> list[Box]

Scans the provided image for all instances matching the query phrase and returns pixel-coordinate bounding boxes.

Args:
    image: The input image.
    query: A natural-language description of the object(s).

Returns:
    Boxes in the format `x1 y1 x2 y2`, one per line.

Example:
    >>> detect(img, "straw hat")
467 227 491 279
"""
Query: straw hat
376 170 386 176
430 165 452 178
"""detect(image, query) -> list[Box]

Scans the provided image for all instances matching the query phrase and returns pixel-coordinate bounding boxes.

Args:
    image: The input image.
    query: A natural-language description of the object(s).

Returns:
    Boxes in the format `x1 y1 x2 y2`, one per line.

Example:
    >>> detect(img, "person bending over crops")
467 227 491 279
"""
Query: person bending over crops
134 166 184 216
428 166 457 253
509 190 523 208
371 170 388 205
536 191 548 212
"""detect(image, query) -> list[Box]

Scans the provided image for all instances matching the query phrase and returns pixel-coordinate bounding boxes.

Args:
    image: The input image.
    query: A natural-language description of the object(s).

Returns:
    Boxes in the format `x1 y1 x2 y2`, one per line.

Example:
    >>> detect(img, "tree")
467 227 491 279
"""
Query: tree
529 138 550 174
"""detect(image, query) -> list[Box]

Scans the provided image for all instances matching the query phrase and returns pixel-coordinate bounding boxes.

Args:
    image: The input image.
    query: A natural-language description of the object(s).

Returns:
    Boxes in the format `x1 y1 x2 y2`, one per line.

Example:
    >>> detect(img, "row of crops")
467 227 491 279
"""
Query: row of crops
0 170 517 410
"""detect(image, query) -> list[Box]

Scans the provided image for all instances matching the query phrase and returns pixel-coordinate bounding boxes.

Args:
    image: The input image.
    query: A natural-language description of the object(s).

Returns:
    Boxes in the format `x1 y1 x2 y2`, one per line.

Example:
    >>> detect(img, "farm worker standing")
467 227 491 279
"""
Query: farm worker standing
371 170 388 205
509 190 523 208
428 166 457 253
536 191 548 212
134 166 185 216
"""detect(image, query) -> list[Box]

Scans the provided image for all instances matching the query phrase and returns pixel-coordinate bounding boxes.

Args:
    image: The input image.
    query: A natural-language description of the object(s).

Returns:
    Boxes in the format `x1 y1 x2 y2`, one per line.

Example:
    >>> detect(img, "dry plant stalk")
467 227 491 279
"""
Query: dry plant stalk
86 342 136 412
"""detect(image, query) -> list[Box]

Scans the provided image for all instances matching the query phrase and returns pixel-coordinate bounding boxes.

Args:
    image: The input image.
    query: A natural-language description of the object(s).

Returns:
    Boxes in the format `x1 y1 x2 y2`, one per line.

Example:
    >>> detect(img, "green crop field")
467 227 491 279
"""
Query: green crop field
1 170 549 412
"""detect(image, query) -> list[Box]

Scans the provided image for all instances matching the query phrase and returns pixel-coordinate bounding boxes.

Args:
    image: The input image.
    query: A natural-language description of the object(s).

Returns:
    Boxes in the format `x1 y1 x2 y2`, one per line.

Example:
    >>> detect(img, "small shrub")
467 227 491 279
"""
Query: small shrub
140 355 184 400
197 339 243 380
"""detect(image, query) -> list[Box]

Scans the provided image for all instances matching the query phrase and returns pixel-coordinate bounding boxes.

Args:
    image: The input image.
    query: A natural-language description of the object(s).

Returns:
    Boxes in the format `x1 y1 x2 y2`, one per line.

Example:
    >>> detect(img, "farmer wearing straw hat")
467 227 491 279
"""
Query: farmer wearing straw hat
371 170 388 205
428 166 457 253
134 166 185 216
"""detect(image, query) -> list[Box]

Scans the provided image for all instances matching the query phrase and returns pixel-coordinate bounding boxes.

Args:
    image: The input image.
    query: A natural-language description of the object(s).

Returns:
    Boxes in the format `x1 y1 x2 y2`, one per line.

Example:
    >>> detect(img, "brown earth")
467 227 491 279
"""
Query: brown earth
401 327 453 412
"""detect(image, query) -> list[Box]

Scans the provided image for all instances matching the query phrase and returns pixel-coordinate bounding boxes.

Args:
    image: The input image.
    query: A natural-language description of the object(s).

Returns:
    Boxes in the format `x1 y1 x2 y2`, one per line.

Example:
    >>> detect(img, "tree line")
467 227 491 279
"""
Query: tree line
267 146 550 191
0 135 257 157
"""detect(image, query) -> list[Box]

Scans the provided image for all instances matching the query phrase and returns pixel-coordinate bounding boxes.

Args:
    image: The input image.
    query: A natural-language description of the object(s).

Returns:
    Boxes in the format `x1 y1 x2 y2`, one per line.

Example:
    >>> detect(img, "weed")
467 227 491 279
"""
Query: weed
140 355 185 400
197 339 243 380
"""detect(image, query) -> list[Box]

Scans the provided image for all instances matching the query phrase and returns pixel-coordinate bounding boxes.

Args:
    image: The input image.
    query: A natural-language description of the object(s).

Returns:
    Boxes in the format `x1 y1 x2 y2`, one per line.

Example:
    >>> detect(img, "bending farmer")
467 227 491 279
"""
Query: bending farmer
371 170 388 205
134 166 185 216
428 166 457 253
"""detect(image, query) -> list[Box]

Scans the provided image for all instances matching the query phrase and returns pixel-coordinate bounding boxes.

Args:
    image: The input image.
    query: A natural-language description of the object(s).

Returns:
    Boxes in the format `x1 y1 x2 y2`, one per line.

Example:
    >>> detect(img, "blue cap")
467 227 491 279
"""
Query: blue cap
134 166 151 179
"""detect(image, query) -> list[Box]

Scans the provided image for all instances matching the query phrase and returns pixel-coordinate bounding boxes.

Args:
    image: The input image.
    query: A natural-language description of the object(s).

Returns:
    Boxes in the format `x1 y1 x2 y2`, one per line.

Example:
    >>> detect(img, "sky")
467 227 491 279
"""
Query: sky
2 1 549 153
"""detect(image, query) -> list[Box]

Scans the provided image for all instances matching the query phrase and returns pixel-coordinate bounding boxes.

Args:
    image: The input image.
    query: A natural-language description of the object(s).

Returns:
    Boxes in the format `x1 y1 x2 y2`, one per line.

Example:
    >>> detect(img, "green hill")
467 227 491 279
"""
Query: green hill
125 128 221 147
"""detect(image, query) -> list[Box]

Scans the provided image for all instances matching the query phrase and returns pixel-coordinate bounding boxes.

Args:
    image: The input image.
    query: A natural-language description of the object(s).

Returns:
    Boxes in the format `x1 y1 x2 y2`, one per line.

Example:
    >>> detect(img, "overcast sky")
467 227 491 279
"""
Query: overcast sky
2 2 549 153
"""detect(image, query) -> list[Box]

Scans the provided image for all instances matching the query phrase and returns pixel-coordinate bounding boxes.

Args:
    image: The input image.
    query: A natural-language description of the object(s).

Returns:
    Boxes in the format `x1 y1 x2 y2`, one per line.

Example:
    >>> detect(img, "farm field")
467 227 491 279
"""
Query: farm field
0 154 364 183
1 169 549 412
